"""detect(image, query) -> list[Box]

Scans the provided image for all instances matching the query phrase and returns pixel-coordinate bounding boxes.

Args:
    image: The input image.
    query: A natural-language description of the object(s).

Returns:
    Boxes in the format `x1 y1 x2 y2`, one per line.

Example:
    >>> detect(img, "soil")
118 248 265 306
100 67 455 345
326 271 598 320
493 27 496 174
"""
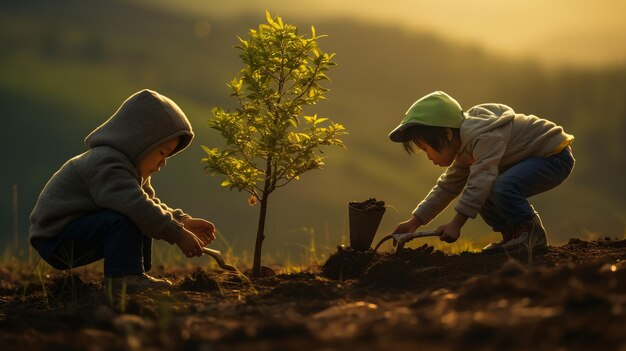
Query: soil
178 268 221 292
348 198 386 212
2 237 626 351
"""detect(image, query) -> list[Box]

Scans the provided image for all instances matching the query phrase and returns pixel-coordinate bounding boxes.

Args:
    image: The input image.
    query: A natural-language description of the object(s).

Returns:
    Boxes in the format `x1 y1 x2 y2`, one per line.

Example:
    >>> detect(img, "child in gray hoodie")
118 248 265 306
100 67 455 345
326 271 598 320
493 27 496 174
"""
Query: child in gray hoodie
30 89 215 290
389 91 575 252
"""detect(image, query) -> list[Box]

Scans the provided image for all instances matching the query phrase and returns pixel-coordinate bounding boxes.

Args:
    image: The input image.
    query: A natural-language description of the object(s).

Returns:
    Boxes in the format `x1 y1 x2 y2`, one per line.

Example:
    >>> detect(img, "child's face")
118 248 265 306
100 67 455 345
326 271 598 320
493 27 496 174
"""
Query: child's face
413 136 457 167
137 138 179 179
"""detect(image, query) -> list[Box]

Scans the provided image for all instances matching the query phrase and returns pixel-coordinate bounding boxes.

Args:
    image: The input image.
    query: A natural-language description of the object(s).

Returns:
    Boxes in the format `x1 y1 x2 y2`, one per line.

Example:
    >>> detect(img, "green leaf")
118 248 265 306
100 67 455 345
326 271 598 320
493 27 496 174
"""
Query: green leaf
201 145 214 155
237 36 248 48
314 117 328 126
265 10 273 25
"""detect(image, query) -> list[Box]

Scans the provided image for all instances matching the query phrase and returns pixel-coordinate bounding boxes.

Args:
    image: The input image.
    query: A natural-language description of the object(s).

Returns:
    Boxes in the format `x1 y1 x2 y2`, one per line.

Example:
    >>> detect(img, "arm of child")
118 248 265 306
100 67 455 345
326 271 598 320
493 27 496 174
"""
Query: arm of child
410 160 470 226
142 179 191 222
142 180 215 246
176 228 205 257
454 134 507 219
392 215 423 234
415 161 470 224
437 134 506 243
393 160 469 235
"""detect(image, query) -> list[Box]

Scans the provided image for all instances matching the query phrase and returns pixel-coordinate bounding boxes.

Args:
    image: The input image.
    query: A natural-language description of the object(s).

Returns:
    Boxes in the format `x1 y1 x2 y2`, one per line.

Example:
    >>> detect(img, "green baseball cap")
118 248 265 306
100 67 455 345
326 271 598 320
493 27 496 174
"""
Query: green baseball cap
389 91 464 142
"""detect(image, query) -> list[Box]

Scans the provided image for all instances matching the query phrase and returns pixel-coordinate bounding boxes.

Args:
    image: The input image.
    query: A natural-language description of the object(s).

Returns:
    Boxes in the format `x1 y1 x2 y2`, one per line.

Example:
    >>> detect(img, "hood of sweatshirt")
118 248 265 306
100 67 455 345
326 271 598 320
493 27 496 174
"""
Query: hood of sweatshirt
84 89 194 166
459 103 516 151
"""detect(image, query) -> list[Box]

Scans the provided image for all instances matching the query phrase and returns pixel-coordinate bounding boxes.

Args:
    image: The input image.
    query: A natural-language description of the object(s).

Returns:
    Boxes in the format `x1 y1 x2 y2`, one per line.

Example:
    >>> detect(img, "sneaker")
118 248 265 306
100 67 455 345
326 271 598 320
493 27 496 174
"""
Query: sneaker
482 215 548 253
482 239 504 252
482 229 514 253
501 214 548 251
104 273 172 292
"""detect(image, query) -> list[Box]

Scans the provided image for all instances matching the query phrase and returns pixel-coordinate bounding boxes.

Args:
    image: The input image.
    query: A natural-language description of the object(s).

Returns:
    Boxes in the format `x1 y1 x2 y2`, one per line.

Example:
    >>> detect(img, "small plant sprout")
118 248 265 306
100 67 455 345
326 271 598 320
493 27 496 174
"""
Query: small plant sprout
36 265 49 307
202 11 346 277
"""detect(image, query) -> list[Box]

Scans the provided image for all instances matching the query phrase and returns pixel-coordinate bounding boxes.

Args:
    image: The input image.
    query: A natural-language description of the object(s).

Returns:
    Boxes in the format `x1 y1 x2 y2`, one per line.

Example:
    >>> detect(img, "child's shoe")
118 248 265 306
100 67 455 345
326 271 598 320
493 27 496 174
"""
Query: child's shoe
481 230 512 252
502 214 548 251
104 273 172 292
482 215 548 253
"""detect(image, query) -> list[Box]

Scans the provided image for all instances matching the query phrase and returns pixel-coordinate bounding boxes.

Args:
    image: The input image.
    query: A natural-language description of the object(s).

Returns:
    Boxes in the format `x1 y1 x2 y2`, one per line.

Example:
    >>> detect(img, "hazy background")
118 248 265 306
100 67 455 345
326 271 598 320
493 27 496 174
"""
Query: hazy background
2 0 625 263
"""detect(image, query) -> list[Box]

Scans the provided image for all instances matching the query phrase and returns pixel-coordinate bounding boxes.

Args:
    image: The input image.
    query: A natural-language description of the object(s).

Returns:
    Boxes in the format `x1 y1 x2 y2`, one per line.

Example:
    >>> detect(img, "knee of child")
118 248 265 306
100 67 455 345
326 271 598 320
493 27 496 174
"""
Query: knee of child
490 176 520 201
490 177 506 194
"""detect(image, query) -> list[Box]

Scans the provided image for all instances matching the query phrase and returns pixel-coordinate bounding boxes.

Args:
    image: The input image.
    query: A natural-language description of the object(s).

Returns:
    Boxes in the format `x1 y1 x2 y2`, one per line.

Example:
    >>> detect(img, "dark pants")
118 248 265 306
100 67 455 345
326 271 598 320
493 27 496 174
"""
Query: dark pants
479 146 575 232
32 210 152 277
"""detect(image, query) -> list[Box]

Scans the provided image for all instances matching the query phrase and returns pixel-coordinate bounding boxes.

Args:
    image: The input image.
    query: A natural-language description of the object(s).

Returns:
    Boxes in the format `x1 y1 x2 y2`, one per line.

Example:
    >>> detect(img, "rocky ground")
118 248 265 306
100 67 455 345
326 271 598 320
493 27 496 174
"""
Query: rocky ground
1 237 625 351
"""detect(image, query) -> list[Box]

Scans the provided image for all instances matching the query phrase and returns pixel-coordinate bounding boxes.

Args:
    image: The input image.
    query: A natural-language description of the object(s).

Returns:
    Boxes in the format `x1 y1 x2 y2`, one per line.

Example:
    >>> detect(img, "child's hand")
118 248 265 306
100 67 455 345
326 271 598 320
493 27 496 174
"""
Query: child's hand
438 222 461 243
392 215 423 234
438 212 468 243
182 218 216 246
176 229 204 257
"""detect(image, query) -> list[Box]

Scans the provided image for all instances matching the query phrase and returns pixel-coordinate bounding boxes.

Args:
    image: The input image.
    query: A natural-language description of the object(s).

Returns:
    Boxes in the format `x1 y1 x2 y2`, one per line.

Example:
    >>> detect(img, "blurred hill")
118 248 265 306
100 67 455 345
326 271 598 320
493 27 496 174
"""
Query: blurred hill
1 0 625 261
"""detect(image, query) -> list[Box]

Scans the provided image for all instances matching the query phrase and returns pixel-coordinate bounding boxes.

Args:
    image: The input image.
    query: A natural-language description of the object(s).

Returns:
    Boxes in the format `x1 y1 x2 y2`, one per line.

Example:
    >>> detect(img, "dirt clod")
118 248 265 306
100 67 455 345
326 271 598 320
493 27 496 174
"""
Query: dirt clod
348 198 385 212
178 268 220 292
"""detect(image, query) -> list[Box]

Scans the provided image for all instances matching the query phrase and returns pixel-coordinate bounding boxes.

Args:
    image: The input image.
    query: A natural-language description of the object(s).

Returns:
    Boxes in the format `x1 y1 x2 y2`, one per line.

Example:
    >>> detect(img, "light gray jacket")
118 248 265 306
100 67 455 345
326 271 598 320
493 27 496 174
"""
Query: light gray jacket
413 103 574 224
29 89 194 244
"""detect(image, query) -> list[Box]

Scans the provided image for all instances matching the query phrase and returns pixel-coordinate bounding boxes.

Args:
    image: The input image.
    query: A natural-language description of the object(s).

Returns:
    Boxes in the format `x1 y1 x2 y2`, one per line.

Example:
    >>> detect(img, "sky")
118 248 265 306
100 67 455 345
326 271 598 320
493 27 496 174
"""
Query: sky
143 0 626 67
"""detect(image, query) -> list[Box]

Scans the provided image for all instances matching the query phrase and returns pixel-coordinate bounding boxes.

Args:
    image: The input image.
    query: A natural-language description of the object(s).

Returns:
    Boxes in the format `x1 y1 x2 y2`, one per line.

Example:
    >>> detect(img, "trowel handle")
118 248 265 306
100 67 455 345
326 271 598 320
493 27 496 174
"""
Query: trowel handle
202 247 222 256
392 229 440 241
373 229 440 252
408 229 441 238
394 229 441 251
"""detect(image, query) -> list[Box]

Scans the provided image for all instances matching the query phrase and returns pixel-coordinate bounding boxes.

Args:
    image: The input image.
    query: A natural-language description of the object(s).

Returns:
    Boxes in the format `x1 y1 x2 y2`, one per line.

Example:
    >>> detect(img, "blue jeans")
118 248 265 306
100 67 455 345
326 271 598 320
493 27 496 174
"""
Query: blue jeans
32 210 152 277
479 146 575 232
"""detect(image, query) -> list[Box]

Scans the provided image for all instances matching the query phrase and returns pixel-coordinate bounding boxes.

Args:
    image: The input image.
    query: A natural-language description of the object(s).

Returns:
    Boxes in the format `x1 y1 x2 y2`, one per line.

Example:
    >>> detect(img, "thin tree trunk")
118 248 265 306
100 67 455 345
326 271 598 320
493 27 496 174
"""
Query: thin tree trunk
253 156 273 277
253 194 269 277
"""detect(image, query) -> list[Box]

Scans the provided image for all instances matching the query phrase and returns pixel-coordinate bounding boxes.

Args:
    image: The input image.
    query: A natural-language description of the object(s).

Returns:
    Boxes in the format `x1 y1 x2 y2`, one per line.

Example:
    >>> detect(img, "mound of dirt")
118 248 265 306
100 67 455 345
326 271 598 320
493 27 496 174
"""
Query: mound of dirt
178 268 220 292
322 243 496 291
322 238 626 292
321 246 379 280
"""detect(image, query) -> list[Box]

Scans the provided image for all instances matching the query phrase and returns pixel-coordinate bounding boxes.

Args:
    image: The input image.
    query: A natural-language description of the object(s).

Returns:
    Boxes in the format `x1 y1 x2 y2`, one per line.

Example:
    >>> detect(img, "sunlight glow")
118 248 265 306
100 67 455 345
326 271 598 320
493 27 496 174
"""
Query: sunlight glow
143 0 626 66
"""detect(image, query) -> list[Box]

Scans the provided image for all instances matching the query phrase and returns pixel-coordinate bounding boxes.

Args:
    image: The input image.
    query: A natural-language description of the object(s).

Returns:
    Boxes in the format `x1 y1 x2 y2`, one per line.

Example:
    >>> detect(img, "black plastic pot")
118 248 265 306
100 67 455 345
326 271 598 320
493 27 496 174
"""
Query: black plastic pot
348 204 385 251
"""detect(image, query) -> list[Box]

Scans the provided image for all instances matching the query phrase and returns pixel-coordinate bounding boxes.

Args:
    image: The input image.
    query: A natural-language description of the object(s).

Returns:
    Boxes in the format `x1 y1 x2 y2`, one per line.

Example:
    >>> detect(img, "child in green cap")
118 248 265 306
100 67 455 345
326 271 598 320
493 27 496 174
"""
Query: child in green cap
389 91 575 252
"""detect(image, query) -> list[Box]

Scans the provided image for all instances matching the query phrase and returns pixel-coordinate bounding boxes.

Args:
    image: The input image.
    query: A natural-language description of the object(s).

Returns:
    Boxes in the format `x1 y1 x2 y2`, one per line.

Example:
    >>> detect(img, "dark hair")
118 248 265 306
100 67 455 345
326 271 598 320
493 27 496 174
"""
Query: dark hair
402 125 460 154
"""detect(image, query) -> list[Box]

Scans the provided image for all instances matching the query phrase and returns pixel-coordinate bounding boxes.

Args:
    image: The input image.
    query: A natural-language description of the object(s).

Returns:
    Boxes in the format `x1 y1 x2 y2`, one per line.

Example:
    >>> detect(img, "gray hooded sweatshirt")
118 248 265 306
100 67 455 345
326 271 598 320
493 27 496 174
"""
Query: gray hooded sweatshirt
29 89 194 245
413 103 574 224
